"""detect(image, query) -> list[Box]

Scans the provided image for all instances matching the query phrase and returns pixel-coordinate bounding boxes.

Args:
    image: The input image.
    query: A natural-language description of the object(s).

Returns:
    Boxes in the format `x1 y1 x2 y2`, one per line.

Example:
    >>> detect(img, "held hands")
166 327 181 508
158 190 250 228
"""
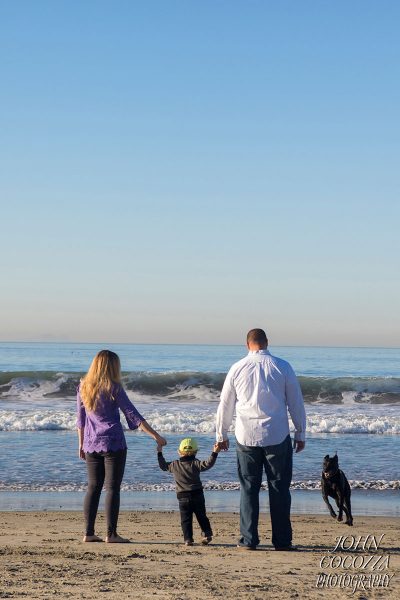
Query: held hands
215 439 229 452
213 443 222 453
156 435 167 451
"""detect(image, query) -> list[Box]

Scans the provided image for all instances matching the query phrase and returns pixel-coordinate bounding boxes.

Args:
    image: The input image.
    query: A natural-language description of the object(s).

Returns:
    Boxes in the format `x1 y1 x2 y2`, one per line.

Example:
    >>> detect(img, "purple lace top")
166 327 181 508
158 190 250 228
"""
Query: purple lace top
76 384 144 453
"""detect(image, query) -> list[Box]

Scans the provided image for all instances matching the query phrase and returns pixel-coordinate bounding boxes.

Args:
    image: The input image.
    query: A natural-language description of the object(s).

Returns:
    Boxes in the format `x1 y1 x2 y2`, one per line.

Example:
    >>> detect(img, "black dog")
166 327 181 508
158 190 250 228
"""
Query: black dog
321 454 353 526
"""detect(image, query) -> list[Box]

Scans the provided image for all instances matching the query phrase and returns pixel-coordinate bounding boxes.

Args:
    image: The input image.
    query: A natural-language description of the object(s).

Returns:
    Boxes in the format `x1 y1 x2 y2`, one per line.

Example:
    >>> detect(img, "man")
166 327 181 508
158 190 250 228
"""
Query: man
216 328 306 551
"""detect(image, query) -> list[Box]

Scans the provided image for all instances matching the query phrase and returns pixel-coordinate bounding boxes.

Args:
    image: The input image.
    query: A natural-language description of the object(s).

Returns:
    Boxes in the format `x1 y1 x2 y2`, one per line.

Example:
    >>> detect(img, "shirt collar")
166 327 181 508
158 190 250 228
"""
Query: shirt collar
248 349 271 356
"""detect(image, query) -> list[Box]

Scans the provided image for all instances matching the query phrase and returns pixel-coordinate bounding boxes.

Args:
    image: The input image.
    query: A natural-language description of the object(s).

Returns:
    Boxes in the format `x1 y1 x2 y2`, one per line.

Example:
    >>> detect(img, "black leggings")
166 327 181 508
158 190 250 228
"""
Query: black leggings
84 448 127 537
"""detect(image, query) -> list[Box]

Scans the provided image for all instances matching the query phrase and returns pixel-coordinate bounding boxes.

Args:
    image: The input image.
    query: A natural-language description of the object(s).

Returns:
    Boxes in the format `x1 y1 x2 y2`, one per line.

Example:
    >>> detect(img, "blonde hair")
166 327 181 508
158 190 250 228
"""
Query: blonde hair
80 350 121 412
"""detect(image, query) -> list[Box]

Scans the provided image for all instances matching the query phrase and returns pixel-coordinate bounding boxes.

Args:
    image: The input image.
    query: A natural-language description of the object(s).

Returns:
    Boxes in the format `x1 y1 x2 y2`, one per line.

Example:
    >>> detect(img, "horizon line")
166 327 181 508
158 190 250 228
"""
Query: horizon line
1 340 400 351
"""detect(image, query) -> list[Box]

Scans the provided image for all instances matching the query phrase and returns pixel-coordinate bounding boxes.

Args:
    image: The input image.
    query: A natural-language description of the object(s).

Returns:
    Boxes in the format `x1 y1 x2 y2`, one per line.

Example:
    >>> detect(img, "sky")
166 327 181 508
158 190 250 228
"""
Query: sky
1 1 399 346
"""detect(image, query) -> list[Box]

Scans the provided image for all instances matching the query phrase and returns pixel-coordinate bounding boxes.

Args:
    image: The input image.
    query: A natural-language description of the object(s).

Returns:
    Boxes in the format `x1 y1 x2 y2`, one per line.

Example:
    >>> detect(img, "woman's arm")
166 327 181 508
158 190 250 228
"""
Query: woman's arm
77 427 86 460
139 419 167 447
116 386 167 446
76 386 86 460
116 386 145 429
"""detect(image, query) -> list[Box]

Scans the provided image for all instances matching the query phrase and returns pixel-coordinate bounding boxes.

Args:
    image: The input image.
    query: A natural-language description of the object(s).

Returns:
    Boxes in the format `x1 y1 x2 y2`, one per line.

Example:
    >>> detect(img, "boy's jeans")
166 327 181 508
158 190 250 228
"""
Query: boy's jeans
177 489 212 542
236 434 293 548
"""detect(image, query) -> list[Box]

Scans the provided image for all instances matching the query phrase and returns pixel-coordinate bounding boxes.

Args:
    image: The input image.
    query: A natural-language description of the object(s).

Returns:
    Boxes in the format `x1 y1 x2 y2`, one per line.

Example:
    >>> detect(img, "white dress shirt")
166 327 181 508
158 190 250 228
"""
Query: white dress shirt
216 349 306 447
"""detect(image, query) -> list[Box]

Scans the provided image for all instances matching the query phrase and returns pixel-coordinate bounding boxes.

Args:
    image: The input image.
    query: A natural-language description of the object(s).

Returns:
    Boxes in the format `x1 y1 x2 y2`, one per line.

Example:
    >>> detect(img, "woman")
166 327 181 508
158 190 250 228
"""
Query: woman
76 349 166 543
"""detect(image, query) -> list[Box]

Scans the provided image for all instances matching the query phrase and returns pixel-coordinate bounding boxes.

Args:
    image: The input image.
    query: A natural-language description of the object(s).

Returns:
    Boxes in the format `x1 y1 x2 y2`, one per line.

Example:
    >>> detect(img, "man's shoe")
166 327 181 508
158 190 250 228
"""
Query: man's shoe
275 544 299 551
237 544 257 550
184 540 194 546
201 536 212 545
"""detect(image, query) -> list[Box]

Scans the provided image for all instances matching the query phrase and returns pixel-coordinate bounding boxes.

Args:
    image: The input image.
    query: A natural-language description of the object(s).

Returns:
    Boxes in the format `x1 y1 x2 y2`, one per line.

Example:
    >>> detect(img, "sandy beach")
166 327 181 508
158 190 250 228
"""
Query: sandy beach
0 511 398 599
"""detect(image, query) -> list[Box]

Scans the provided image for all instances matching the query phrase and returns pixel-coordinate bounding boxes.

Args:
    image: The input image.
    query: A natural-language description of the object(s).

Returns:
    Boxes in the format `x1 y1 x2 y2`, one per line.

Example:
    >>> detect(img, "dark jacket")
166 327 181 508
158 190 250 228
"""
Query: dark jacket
157 452 218 494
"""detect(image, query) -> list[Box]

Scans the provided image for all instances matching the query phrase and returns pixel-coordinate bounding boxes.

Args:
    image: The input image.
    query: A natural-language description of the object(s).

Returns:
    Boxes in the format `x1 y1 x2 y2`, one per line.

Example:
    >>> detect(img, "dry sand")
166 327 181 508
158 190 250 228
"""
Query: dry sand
0 511 398 599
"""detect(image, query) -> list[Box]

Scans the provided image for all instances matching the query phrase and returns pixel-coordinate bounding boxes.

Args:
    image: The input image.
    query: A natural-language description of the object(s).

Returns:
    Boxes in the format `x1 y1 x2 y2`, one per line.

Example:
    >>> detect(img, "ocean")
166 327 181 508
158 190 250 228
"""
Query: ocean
0 342 399 515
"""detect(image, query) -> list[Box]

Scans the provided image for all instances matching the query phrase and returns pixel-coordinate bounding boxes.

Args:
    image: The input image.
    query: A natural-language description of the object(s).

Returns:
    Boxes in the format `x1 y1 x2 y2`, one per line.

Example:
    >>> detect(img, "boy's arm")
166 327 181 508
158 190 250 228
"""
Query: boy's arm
157 451 173 472
197 446 219 472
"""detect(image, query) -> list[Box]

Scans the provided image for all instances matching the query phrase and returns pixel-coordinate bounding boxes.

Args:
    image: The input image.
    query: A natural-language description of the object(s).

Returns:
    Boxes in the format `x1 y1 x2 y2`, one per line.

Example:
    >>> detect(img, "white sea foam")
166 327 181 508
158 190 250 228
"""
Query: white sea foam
0 480 398 492
306 412 400 434
0 410 76 431
0 406 399 434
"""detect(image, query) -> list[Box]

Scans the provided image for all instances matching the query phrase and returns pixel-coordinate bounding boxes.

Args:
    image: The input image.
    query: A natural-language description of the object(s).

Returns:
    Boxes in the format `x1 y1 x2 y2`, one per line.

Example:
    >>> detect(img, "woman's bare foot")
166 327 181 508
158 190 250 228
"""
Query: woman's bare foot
105 534 130 543
83 534 103 542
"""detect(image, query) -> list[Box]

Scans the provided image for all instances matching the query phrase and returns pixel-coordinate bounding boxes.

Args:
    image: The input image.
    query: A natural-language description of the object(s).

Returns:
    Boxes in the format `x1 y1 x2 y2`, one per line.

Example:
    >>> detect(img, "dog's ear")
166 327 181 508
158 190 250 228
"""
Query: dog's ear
333 455 338 464
324 454 330 460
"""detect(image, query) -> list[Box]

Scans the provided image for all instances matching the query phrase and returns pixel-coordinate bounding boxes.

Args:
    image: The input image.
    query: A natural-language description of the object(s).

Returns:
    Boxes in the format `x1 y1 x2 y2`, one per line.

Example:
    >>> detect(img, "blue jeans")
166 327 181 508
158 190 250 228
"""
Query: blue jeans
236 435 293 548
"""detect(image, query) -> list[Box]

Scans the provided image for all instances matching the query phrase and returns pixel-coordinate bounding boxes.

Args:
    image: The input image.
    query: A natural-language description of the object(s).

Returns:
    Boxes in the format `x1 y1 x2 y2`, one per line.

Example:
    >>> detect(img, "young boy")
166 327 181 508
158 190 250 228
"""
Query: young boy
157 438 220 545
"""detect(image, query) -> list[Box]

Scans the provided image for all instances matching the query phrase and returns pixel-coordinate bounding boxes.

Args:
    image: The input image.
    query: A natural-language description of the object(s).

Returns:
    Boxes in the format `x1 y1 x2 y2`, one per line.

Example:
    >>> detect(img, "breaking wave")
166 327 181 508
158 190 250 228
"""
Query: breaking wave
1 371 400 404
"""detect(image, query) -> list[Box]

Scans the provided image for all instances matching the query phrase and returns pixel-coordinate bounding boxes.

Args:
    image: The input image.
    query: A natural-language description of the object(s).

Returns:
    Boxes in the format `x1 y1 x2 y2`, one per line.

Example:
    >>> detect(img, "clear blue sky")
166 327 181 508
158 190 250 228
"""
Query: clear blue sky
1 1 399 346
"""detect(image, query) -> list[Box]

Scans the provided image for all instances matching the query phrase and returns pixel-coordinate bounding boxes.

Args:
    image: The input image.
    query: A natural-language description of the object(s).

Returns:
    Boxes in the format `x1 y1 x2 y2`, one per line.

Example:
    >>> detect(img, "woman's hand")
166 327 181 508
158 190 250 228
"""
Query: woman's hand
77 428 85 460
139 420 167 447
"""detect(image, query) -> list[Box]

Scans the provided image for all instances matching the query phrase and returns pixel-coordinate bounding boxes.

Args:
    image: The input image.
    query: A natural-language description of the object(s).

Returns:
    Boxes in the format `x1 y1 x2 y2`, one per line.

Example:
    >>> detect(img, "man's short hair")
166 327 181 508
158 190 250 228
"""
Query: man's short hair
247 328 268 346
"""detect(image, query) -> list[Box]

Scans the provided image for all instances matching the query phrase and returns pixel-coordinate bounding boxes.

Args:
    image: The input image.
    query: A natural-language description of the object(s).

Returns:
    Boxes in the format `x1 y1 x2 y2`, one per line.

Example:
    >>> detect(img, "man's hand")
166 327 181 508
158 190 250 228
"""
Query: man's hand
216 440 230 452
79 447 86 461
293 440 305 453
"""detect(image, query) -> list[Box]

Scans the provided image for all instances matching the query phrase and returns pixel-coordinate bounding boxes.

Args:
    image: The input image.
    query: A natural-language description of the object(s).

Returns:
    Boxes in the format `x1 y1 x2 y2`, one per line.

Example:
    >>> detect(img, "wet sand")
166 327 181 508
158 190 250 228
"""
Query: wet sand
0 512 398 599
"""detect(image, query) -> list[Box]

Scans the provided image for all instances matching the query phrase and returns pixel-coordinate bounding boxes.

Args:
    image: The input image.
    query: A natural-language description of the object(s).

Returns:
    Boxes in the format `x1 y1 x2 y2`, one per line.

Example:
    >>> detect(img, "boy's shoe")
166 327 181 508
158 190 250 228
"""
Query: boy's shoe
201 536 212 545
184 540 194 546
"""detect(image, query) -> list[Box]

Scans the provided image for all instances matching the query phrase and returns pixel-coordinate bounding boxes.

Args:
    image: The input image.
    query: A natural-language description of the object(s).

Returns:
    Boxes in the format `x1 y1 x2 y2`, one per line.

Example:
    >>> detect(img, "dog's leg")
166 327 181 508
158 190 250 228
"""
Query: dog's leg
336 491 344 522
341 475 353 526
322 492 336 518
342 503 350 524
344 496 353 526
